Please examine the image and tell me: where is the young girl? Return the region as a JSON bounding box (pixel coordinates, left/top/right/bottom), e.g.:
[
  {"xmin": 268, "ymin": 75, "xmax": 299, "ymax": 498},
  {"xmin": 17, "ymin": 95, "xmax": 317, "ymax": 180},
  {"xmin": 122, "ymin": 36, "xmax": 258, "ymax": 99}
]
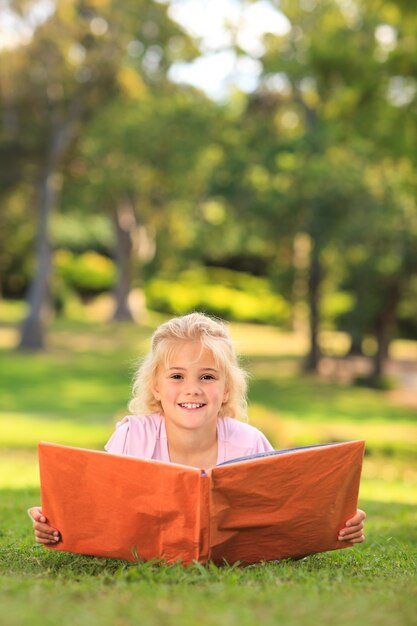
[{"xmin": 29, "ymin": 312, "xmax": 366, "ymax": 546}]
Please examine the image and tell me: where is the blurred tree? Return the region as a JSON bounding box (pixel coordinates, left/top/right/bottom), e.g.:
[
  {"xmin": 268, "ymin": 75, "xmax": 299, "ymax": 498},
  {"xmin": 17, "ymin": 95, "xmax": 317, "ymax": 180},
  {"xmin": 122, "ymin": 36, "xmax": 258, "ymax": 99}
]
[
  {"xmin": 2, "ymin": 0, "xmax": 416, "ymax": 379},
  {"xmin": 339, "ymin": 158, "xmax": 417, "ymax": 385},
  {"xmin": 0, "ymin": 185, "xmax": 35, "ymax": 298},
  {"xmin": 199, "ymin": 91, "xmax": 294, "ymax": 295},
  {"xmin": 0, "ymin": 0, "xmax": 197, "ymax": 347},
  {"xmin": 254, "ymin": 0, "xmax": 417, "ymax": 380},
  {"xmin": 0, "ymin": 21, "xmax": 39, "ymax": 299},
  {"xmin": 255, "ymin": 0, "xmax": 379, "ymax": 369},
  {"xmin": 60, "ymin": 82, "xmax": 220, "ymax": 320}
]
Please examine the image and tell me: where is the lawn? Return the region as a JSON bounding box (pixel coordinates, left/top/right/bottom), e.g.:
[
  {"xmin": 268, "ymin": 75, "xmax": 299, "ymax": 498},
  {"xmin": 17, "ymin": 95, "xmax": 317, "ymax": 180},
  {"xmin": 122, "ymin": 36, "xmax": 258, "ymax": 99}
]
[{"xmin": 0, "ymin": 305, "xmax": 416, "ymax": 626}]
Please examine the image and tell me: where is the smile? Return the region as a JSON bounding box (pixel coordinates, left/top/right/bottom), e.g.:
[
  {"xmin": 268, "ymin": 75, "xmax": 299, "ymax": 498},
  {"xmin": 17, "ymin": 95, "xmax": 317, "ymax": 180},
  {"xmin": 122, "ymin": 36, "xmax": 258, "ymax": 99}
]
[{"xmin": 179, "ymin": 403, "xmax": 205, "ymax": 409}]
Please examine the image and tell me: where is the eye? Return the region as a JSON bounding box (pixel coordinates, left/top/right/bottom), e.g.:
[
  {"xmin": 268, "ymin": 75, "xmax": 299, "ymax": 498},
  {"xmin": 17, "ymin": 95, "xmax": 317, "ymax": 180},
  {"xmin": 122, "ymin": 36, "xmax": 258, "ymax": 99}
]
[
  {"xmin": 169, "ymin": 373, "xmax": 183, "ymax": 380},
  {"xmin": 201, "ymin": 374, "xmax": 216, "ymax": 380}
]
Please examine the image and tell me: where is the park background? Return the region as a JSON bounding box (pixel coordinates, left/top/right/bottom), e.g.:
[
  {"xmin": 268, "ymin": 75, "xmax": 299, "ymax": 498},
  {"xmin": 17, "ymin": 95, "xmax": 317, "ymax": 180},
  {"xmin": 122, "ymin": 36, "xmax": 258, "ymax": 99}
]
[{"xmin": 0, "ymin": 0, "xmax": 416, "ymax": 625}]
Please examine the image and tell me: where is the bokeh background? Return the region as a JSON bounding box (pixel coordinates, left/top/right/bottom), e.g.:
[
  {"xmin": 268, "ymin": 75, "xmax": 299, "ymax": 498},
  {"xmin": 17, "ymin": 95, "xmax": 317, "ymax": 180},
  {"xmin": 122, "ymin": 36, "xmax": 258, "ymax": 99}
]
[
  {"xmin": 1, "ymin": 4, "xmax": 417, "ymax": 626},
  {"xmin": 1, "ymin": 0, "xmax": 416, "ymax": 521}
]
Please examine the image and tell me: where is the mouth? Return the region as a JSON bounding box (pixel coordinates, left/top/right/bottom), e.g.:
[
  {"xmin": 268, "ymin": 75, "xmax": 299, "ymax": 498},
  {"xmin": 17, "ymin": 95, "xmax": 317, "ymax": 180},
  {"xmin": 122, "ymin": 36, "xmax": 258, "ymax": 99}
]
[{"xmin": 178, "ymin": 403, "xmax": 206, "ymax": 409}]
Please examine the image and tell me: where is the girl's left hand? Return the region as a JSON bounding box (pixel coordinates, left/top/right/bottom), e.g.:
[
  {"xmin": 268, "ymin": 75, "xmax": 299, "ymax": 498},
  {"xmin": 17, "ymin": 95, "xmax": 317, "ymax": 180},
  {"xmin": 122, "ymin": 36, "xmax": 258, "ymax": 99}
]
[{"xmin": 338, "ymin": 508, "xmax": 366, "ymax": 543}]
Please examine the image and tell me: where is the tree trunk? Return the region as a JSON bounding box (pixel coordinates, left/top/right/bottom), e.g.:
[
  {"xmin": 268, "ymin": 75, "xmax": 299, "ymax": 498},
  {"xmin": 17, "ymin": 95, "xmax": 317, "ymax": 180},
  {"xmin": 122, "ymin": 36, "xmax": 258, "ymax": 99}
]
[
  {"xmin": 18, "ymin": 168, "xmax": 61, "ymax": 350},
  {"xmin": 370, "ymin": 285, "xmax": 399, "ymax": 387},
  {"xmin": 18, "ymin": 111, "xmax": 80, "ymax": 350},
  {"xmin": 348, "ymin": 334, "xmax": 363, "ymax": 356},
  {"xmin": 291, "ymin": 232, "xmax": 310, "ymax": 334},
  {"xmin": 293, "ymin": 93, "xmax": 322, "ymax": 372},
  {"xmin": 304, "ymin": 239, "xmax": 322, "ymax": 371},
  {"xmin": 112, "ymin": 196, "xmax": 137, "ymax": 322}
]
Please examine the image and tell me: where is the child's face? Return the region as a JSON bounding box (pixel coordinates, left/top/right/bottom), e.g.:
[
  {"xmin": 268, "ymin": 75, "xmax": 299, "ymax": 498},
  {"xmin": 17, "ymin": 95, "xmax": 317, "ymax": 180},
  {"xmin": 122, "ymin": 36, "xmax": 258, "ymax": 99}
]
[{"xmin": 152, "ymin": 341, "xmax": 229, "ymax": 432}]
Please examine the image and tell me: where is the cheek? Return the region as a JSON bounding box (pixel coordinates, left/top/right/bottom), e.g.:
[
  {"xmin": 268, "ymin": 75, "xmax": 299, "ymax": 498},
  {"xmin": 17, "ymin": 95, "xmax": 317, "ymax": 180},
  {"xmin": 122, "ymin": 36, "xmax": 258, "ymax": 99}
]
[{"xmin": 159, "ymin": 383, "xmax": 176, "ymax": 402}]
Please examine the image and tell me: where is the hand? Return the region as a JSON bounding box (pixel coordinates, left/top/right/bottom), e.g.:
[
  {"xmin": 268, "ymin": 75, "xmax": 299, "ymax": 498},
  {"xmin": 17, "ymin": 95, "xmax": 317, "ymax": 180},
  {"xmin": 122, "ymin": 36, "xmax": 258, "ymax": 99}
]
[
  {"xmin": 27, "ymin": 506, "xmax": 61, "ymax": 545},
  {"xmin": 338, "ymin": 508, "xmax": 366, "ymax": 544}
]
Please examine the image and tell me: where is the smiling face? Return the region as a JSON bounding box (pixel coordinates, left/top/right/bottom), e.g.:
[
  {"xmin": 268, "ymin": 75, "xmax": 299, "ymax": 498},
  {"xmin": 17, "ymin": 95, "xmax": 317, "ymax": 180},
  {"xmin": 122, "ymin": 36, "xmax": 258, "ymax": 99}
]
[{"xmin": 152, "ymin": 340, "xmax": 229, "ymax": 433}]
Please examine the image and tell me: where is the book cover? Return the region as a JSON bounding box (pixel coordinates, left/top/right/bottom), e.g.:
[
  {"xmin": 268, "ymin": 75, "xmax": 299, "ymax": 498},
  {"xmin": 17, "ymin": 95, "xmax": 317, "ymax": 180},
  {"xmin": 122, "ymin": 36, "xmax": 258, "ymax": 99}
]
[{"xmin": 38, "ymin": 439, "xmax": 365, "ymax": 565}]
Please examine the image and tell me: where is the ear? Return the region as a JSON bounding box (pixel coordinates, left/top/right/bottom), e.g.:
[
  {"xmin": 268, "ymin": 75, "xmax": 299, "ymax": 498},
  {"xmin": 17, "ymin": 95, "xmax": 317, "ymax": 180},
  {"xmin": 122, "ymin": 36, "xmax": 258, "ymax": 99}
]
[
  {"xmin": 222, "ymin": 388, "xmax": 230, "ymax": 405},
  {"xmin": 151, "ymin": 379, "xmax": 160, "ymax": 401}
]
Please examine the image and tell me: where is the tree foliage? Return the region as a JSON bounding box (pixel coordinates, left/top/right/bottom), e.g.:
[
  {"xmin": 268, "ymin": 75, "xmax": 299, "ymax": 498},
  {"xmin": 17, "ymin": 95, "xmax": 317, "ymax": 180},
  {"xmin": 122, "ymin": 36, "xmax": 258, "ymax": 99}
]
[{"xmin": 1, "ymin": 0, "xmax": 416, "ymax": 385}]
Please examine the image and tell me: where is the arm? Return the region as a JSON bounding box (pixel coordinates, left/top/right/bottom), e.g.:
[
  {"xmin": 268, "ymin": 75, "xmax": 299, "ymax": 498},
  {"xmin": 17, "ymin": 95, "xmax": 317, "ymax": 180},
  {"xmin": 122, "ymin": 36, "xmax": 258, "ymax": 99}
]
[
  {"xmin": 27, "ymin": 506, "xmax": 61, "ymax": 545},
  {"xmin": 338, "ymin": 508, "xmax": 366, "ymax": 544}
]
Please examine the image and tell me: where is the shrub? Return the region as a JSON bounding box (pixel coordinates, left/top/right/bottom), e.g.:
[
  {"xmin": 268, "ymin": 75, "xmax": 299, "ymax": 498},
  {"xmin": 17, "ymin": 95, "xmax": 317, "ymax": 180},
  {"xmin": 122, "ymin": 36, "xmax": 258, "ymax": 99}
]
[
  {"xmin": 55, "ymin": 250, "xmax": 116, "ymax": 296},
  {"xmin": 145, "ymin": 268, "xmax": 290, "ymax": 326}
]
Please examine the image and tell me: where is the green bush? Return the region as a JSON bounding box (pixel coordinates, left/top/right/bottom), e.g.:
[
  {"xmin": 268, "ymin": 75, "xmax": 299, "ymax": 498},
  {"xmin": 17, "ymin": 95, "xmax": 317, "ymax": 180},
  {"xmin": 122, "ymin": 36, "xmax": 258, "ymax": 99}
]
[
  {"xmin": 145, "ymin": 268, "xmax": 290, "ymax": 325},
  {"xmin": 321, "ymin": 291, "xmax": 355, "ymax": 329},
  {"xmin": 55, "ymin": 250, "xmax": 116, "ymax": 295}
]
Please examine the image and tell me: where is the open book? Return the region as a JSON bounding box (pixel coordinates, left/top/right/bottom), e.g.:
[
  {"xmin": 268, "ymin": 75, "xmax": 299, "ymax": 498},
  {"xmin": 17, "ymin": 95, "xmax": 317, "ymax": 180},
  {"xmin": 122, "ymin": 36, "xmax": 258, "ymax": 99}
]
[{"xmin": 38, "ymin": 439, "xmax": 364, "ymax": 565}]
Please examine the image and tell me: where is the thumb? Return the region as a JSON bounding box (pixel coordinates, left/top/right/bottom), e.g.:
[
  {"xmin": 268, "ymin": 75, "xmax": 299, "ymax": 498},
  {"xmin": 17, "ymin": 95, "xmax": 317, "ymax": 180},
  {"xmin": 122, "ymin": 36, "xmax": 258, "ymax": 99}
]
[{"xmin": 27, "ymin": 506, "xmax": 46, "ymax": 523}]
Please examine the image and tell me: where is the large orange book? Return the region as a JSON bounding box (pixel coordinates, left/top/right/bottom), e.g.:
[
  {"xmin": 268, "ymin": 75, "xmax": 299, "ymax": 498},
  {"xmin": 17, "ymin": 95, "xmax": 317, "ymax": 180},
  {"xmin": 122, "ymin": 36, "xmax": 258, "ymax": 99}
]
[{"xmin": 38, "ymin": 439, "xmax": 364, "ymax": 565}]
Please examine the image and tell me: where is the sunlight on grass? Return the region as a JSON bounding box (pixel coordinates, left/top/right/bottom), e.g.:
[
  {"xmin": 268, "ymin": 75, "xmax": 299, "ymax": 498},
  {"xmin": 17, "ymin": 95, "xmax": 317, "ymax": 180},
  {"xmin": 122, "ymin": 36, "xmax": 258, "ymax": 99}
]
[
  {"xmin": 249, "ymin": 403, "xmax": 417, "ymax": 456},
  {"xmin": 360, "ymin": 476, "xmax": 417, "ymax": 505},
  {"xmin": 0, "ymin": 413, "xmax": 113, "ymax": 449},
  {"xmin": 319, "ymin": 331, "xmax": 352, "ymax": 356},
  {"xmin": 0, "ymin": 327, "xmax": 19, "ymax": 349},
  {"xmin": 0, "ymin": 351, "xmax": 132, "ymax": 419},
  {"xmin": 0, "ymin": 450, "xmax": 40, "ymax": 489},
  {"xmin": 390, "ymin": 339, "xmax": 417, "ymax": 359},
  {"xmin": 230, "ymin": 324, "xmax": 308, "ymax": 356},
  {"xmin": 249, "ymin": 374, "xmax": 417, "ymax": 424},
  {"xmin": 0, "ymin": 299, "xmax": 27, "ymax": 322}
]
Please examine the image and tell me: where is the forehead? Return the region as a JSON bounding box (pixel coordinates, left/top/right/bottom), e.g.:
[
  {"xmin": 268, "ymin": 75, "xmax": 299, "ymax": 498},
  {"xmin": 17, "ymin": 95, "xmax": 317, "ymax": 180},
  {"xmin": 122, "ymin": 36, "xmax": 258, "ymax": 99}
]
[{"xmin": 163, "ymin": 341, "xmax": 220, "ymax": 369}]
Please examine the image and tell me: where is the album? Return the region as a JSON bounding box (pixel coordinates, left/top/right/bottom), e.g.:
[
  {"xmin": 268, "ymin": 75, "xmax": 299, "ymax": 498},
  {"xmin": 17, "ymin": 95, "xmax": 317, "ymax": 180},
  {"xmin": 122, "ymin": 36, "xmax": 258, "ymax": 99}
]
[{"xmin": 38, "ymin": 439, "xmax": 364, "ymax": 565}]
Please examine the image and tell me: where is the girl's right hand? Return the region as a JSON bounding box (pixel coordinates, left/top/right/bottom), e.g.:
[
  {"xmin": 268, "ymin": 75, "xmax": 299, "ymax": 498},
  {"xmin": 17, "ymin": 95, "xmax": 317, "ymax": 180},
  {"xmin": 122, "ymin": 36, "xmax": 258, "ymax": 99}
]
[{"xmin": 27, "ymin": 506, "xmax": 61, "ymax": 544}]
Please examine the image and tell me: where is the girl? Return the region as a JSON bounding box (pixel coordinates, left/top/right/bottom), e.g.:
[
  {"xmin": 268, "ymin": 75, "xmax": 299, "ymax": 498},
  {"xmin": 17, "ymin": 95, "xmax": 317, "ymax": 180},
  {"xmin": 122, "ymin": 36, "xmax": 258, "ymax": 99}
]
[{"xmin": 29, "ymin": 312, "xmax": 366, "ymax": 546}]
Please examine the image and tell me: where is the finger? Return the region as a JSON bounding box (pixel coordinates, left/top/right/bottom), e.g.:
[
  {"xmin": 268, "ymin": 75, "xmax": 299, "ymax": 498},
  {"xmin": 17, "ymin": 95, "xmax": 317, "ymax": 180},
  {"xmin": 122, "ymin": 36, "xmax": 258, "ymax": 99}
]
[
  {"xmin": 34, "ymin": 522, "xmax": 60, "ymax": 536},
  {"xmin": 35, "ymin": 530, "xmax": 60, "ymax": 543},
  {"xmin": 33, "ymin": 521, "xmax": 57, "ymax": 534},
  {"xmin": 339, "ymin": 530, "xmax": 365, "ymax": 542},
  {"xmin": 338, "ymin": 531, "xmax": 363, "ymax": 541},
  {"xmin": 344, "ymin": 534, "xmax": 366, "ymax": 544},
  {"xmin": 339, "ymin": 526, "xmax": 364, "ymax": 537},
  {"xmin": 340, "ymin": 521, "xmax": 364, "ymax": 535},
  {"xmin": 35, "ymin": 537, "xmax": 59, "ymax": 546}
]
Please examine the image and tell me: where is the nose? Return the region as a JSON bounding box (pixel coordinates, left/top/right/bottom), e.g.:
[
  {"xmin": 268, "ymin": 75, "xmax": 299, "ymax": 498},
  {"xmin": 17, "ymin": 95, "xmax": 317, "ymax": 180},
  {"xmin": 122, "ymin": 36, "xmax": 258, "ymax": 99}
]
[{"xmin": 184, "ymin": 379, "xmax": 202, "ymax": 395}]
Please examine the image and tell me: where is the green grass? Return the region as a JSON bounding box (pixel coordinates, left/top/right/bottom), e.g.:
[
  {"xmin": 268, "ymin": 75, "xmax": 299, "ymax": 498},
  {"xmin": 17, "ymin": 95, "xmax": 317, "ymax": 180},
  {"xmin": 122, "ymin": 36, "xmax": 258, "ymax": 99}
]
[
  {"xmin": 1, "ymin": 308, "xmax": 416, "ymax": 626},
  {"xmin": 1, "ymin": 489, "xmax": 416, "ymax": 626}
]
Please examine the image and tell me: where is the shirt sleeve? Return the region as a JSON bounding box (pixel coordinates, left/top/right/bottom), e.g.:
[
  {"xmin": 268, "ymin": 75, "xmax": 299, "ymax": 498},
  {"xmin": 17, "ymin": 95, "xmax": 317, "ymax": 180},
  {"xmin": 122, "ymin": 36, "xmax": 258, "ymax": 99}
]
[
  {"xmin": 218, "ymin": 417, "xmax": 274, "ymax": 463},
  {"xmin": 104, "ymin": 414, "xmax": 162, "ymax": 459},
  {"xmin": 253, "ymin": 429, "xmax": 274, "ymax": 454},
  {"xmin": 104, "ymin": 416, "xmax": 130, "ymax": 455}
]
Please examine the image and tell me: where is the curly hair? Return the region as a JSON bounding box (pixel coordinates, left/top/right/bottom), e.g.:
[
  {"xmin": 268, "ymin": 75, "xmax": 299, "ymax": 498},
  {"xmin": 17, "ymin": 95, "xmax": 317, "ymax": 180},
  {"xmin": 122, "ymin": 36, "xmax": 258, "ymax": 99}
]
[{"xmin": 128, "ymin": 312, "xmax": 248, "ymax": 420}]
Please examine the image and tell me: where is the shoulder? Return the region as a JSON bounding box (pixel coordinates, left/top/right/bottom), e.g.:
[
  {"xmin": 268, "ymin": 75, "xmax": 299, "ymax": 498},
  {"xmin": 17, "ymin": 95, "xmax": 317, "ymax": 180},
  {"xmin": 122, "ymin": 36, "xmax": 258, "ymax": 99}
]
[
  {"xmin": 115, "ymin": 414, "xmax": 164, "ymax": 433},
  {"xmin": 218, "ymin": 416, "xmax": 273, "ymax": 451},
  {"xmin": 104, "ymin": 413, "xmax": 164, "ymax": 456}
]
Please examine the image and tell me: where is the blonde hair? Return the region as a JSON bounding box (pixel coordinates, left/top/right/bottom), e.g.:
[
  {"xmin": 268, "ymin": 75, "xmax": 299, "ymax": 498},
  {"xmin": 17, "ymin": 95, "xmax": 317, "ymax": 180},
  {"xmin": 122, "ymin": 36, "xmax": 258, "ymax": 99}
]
[{"xmin": 128, "ymin": 312, "xmax": 248, "ymax": 420}]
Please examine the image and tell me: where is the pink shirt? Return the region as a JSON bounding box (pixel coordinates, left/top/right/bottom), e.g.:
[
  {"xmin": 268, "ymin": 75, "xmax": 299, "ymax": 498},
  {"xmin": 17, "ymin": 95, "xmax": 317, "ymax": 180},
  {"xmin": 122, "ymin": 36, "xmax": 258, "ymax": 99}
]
[{"xmin": 104, "ymin": 413, "xmax": 273, "ymax": 466}]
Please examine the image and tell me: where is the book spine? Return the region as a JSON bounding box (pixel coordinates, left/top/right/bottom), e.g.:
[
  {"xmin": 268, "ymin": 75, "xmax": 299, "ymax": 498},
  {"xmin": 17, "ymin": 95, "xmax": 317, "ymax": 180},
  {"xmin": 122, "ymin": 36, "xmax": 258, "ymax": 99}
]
[{"xmin": 197, "ymin": 470, "xmax": 210, "ymax": 564}]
